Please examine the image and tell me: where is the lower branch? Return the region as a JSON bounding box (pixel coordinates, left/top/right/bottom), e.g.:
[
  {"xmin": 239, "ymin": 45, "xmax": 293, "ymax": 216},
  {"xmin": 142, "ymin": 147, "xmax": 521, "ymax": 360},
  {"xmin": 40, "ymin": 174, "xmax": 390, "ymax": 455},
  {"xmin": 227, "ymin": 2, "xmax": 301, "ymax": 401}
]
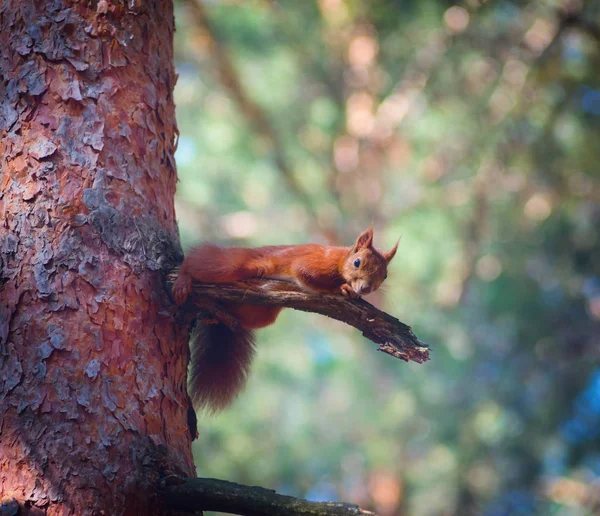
[
  {"xmin": 167, "ymin": 270, "xmax": 429, "ymax": 364},
  {"xmin": 160, "ymin": 476, "xmax": 375, "ymax": 516}
]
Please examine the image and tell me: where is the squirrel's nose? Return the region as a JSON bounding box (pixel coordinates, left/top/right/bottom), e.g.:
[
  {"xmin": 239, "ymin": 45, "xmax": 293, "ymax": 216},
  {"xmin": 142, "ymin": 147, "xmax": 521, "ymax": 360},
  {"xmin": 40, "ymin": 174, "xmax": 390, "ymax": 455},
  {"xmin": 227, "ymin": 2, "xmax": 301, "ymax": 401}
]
[{"xmin": 359, "ymin": 281, "xmax": 372, "ymax": 295}]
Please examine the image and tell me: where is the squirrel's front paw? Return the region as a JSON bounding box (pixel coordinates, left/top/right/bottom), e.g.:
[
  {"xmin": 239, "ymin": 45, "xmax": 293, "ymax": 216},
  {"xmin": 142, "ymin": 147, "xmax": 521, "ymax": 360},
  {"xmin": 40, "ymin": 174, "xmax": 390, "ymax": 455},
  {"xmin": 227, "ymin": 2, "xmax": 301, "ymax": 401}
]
[
  {"xmin": 340, "ymin": 283, "xmax": 359, "ymax": 299},
  {"xmin": 172, "ymin": 275, "xmax": 192, "ymax": 306},
  {"xmin": 253, "ymin": 265, "xmax": 268, "ymax": 279}
]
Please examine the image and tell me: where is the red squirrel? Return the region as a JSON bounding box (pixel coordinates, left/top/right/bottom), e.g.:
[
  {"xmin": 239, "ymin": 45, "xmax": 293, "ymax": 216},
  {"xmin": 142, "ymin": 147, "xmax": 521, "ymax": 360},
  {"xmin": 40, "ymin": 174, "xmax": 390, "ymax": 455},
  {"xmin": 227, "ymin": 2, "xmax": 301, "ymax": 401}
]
[{"xmin": 172, "ymin": 226, "xmax": 398, "ymax": 412}]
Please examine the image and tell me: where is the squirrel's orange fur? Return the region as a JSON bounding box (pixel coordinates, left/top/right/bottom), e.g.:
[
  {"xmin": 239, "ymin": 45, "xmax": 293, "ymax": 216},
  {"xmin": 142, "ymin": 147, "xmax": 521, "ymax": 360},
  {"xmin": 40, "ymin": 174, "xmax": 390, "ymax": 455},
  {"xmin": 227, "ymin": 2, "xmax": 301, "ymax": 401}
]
[{"xmin": 173, "ymin": 226, "xmax": 398, "ymax": 412}]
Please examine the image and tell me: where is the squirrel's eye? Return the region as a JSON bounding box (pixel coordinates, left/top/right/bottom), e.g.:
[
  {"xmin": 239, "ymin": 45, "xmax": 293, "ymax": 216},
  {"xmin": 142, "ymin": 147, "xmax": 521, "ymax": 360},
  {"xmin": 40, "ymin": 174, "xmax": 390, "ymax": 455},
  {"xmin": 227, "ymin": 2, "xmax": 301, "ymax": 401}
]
[
  {"xmin": 353, "ymin": 258, "xmax": 361, "ymax": 268},
  {"xmin": 385, "ymin": 273, "xmax": 388, "ymax": 280}
]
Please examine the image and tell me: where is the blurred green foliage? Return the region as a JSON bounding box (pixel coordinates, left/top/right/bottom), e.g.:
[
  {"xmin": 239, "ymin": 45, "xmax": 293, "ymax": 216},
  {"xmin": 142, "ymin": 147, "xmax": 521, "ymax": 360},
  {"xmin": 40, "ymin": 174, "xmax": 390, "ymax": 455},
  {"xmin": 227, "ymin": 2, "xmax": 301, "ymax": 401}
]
[{"xmin": 173, "ymin": 0, "xmax": 600, "ymax": 514}]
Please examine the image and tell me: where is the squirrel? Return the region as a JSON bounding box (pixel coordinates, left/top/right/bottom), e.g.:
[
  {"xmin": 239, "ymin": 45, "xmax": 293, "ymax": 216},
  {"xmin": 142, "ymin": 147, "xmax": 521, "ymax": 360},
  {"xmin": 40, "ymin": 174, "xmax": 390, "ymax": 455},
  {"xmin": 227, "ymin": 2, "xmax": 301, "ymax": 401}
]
[{"xmin": 172, "ymin": 226, "xmax": 398, "ymax": 412}]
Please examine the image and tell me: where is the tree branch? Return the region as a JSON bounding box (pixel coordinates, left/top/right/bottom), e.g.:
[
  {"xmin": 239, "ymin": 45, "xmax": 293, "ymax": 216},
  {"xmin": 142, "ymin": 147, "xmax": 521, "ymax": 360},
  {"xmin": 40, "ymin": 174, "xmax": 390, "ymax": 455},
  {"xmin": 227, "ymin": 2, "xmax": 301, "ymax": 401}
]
[
  {"xmin": 160, "ymin": 476, "xmax": 376, "ymax": 516},
  {"xmin": 167, "ymin": 270, "xmax": 429, "ymax": 364}
]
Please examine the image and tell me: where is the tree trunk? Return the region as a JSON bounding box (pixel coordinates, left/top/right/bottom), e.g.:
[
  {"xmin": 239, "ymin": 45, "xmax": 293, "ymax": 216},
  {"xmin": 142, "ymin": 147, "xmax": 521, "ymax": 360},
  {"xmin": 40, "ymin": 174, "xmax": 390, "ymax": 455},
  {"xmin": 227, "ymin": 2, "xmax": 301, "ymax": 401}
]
[{"xmin": 0, "ymin": 1, "xmax": 195, "ymax": 514}]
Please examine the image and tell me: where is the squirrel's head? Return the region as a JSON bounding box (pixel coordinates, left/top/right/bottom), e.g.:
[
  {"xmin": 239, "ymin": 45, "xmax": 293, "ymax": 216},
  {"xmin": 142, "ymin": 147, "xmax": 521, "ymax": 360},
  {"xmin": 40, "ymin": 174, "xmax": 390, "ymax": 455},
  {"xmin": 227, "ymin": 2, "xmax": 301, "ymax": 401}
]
[{"xmin": 341, "ymin": 226, "xmax": 399, "ymax": 296}]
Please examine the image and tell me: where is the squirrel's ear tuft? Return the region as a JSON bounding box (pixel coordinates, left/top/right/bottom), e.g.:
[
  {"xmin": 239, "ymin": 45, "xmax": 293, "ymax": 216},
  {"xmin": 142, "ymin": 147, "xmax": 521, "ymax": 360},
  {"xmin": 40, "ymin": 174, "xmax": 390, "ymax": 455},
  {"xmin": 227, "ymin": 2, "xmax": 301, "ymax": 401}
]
[
  {"xmin": 384, "ymin": 238, "xmax": 400, "ymax": 263},
  {"xmin": 352, "ymin": 226, "xmax": 374, "ymax": 252}
]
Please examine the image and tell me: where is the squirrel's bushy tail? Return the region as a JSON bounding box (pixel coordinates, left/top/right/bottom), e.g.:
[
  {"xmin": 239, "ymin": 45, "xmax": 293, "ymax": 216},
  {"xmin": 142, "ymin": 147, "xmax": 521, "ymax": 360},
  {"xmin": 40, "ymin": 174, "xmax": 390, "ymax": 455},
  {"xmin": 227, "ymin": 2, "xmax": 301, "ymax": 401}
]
[{"xmin": 188, "ymin": 322, "xmax": 256, "ymax": 412}]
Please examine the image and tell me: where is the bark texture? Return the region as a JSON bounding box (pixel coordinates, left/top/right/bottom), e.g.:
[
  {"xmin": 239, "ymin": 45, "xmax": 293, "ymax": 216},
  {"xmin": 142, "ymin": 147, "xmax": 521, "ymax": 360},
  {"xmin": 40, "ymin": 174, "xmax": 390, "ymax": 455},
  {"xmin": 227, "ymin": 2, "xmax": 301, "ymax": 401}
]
[{"xmin": 0, "ymin": 1, "xmax": 195, "ymax": 514}]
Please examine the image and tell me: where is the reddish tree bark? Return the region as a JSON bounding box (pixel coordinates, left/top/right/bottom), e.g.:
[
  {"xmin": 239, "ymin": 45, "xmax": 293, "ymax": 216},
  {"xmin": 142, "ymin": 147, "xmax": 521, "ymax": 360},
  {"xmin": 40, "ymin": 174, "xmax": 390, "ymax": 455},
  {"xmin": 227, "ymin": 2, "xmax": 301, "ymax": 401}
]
[{"xmin": 0, "ymin": 1, "xmax": 195, "ymax": 514}]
